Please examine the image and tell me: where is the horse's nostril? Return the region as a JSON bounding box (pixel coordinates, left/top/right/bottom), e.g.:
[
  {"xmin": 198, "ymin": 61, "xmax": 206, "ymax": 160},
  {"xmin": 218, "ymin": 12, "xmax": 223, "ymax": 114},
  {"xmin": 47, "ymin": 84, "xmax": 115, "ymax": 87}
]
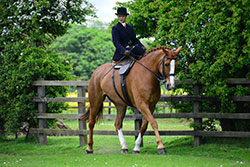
[{"xmin": 165, "ymin": 83, "xmax": 171, "ymax": 90}]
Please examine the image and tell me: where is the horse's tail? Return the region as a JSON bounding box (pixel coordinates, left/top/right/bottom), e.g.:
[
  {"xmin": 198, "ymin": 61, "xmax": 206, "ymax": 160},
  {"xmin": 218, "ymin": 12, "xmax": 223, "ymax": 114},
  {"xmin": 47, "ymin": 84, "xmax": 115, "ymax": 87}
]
[
  {"xmin": 96, "ymin": 102, "xmax": 104, "ymax": 122},
  {"xmin": 80, "ymin": 108, "xmax": 90, "ymax": 121},
  {"xmin": 80, "ymin": 101, "xmax": 104, "ymax": 122}
]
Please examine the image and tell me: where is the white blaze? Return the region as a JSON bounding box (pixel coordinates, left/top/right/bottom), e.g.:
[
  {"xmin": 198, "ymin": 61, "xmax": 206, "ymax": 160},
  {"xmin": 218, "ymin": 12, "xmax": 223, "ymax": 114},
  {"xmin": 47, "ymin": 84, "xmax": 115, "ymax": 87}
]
[{"xmin": 169, "ymin": 59, "xmax": 175, "ymax": 87}]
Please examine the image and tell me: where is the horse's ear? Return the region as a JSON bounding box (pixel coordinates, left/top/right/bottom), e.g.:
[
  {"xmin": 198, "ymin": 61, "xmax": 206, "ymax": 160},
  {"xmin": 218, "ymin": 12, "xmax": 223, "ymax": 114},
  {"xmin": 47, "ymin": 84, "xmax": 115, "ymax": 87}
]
[{"xmin": 175, "ymin": 46, "xmax": 182, "ymax": 54}]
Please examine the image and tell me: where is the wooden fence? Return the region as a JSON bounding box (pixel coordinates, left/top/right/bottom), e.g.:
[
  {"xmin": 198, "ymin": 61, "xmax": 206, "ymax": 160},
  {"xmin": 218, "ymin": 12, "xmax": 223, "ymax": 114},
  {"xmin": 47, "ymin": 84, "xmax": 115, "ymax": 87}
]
[{"xmin": 30, "ymin": 78, "xmax": 250, "ymax": 147}]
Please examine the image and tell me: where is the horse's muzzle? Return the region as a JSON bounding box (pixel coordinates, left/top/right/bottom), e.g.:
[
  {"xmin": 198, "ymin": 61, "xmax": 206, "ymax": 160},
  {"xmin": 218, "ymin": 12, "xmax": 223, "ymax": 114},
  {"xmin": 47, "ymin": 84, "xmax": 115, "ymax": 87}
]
[
  {"xmin": 165, "ymin": 83, "xmax": 175, "ymax": 91},
  {"xmin": 165, "ymin": 76, "xmax": 175, "ymax": 90}
]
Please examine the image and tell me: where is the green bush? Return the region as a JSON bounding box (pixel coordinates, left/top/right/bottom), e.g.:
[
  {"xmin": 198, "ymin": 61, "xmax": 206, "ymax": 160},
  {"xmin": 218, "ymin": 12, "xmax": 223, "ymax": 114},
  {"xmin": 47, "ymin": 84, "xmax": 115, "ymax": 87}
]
[
  {"xmin": 0, "ymin": 0, "xmax": 94, "ymax": 135},
  {"xmin": 121, "ymin": 0, "xmax": 250, "ymax": 130},
  {"xmin": 0, "ymin": 46, "xmax": 73, "ymax": 135}
]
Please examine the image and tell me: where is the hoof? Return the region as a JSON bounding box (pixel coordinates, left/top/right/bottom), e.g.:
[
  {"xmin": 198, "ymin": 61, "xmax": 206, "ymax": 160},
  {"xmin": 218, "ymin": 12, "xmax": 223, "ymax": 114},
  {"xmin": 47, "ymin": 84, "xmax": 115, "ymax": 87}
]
[
  {"xmin": 132, "ymin": 150, "xmax": 140, "ymax": 154},
  {"xmin": 86, "ymin": 149, "xmax": 93, "ymax": 154},
  {"xmin": 157, "ymin": 148, "xmax": 166, "ymax": 155},
  {"xmin": 120, "ymin": 149, "xmax": 129, "ymax": 154}
]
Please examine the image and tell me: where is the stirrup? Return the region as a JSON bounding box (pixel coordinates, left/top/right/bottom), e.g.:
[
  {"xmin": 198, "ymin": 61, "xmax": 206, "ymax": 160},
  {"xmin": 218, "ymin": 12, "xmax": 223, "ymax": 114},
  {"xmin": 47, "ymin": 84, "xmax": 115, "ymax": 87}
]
[
  {"xmin": 112, "ymin": 62, "xmax": 122, "ymax": 69},
  {"xmin": 114, "ymin": 65, "xmax": 122, "ymax": 69}
]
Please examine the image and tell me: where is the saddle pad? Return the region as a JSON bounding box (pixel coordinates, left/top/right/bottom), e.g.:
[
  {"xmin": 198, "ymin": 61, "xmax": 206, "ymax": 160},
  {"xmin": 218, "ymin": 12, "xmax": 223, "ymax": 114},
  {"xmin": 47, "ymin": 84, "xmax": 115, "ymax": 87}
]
[
  {"xmin": 112, "ymin": 58, "xmax": 134, "ymax": 75},
  {"xmin": 112, "ymin": 59, "xmax": 129, "ymax": 69},
  {"xmin": 119, "ymin": 63, "xmax": 131, "ymax": 75},
  {"xmin": 119, "ymin": 59, "xmax": 134, "ymax": 75}
]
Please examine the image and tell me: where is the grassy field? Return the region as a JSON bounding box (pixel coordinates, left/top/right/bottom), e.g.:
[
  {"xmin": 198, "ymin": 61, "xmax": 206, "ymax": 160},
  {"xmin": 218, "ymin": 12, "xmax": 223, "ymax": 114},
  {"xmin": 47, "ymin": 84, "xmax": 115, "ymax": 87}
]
[
  {"xmin": 1, "ymin": 90, "xmax": 249, "ymax": 167},
  {"xmin": 1, "ymin": 119, "xmax": 250, "ymax": 167},
  {"xmin": 0, "ymin": 135, "xmax": 250, "ymax": 167}
]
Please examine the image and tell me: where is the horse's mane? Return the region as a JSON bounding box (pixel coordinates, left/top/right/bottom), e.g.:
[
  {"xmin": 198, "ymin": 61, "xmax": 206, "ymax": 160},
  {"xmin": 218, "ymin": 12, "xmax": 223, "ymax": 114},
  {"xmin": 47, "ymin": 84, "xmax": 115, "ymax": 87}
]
[{"xmin": 144, "ymin": 46, "xmax": 172, "ymax": 57}]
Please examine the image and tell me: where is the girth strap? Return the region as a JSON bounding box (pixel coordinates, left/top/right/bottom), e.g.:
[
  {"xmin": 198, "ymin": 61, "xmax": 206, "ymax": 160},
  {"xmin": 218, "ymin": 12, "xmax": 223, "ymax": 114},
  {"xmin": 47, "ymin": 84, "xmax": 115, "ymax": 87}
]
[
  {"xmin": 120, "ymin": 74, "xmax": 134, "ymax": 107},
  {"xmin": 112, "ymin": 68, "xmax": 134, "ymax": 107}
]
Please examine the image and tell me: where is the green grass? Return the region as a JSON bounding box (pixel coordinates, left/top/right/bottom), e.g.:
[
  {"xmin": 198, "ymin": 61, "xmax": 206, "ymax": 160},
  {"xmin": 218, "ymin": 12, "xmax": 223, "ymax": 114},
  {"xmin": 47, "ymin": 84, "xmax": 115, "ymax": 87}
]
[
  {"xmin": 0, "ymin": 135, "xmax": 250, "ymax": 167},
  {"xmin": 0, "ymin": 118, "xmax": 249, "ymax": 167}
]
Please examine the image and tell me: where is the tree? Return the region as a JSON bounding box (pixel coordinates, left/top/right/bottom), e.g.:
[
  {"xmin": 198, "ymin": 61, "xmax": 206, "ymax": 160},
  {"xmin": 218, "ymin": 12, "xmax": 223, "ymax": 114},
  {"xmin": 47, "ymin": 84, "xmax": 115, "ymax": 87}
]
[
  {"xmin": 0, "ymin": 0, "xmax": 95, "ymax": 136},
  {"xmin": 51, "ymin": 24, "xmax": 115, "ymax": 80},
  {"xmin": 121, "ymin": 0, "xmax": 250, "ymax": 131}
]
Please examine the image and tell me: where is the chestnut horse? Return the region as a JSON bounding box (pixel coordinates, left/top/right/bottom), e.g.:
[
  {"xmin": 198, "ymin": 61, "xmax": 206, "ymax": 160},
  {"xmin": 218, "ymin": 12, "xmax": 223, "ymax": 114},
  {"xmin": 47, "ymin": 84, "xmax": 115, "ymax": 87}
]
[{"xmin": 81, "ymin": 46, "xmax": 182, "ymax": 154}]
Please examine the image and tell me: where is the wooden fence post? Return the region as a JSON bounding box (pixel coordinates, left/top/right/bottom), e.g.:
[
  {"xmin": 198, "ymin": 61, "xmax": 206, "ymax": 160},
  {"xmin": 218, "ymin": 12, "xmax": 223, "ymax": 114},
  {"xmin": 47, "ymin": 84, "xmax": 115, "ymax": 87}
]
[
  {"xmin": 37, "ymin": 78, "xmax": 47, "ymax": 145},
  {"xmin": 108, "ymin": 102, "xmax": 111, "ymax": 115},
  {"xmin": 163, "ymin": 89, "xmax": 166, "ymax": 113},
  {"xmin": 193, "ymin": 85, "xmax": 202, "ymax": 147},
  {"xmin": 134, "ymin": 108, "xmax": 143, "ymax": 146},
  {"xmin": 77, "ymin": 85, "xmax": 87, "ymax": 146}
]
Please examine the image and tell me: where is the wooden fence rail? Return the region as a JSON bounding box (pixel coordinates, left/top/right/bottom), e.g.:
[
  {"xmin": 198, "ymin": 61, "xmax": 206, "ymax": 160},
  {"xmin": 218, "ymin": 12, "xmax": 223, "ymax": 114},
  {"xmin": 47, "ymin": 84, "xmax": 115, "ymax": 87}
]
[{"xmin": 31, "ymin": 78, "xmax": 250, "ymax": 147}]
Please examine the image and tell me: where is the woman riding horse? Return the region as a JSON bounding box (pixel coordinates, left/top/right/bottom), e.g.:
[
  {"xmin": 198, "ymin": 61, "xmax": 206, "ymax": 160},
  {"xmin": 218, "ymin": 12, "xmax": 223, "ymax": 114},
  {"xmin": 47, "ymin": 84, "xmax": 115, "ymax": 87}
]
[{"xmin": 81, "ymin": 45, "xmax": 182, "ymax": 154}]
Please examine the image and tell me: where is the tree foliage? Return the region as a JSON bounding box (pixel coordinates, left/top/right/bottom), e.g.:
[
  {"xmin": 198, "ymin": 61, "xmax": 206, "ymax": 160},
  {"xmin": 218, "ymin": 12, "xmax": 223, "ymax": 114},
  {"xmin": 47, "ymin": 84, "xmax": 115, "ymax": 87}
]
[
  {"xmin": 0, "ymin": 0, "xmax": 95, "ymax": 135},
  {"xmin": 51, "ymin": 24, "xmax": 115, "ymax": 80},
  {"xmin": 121, "ymin": 0, "xmax": 250, "ymax": 130}
]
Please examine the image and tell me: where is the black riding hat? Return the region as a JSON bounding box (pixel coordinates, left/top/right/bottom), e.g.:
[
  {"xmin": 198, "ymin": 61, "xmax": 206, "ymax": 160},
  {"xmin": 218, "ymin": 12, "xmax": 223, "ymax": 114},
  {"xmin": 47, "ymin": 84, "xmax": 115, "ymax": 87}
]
[{"xmin": 115, "ymin": 7, "xmax": 130, "ymax": 16}]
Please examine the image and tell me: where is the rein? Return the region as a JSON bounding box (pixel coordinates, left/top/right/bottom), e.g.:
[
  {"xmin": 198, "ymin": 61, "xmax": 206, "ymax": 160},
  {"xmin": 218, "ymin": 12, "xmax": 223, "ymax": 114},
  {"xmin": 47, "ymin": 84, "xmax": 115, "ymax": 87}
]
[{"xmin": 130, "ymin": 53, "xmax": 175, "ymax": 85}]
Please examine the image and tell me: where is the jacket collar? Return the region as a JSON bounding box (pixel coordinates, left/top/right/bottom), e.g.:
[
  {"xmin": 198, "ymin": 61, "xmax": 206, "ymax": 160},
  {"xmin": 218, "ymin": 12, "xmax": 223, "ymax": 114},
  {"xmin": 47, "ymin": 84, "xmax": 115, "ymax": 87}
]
[{"xmin": 118, "ymin": 22, "xmax": 126, "ymax": 28}]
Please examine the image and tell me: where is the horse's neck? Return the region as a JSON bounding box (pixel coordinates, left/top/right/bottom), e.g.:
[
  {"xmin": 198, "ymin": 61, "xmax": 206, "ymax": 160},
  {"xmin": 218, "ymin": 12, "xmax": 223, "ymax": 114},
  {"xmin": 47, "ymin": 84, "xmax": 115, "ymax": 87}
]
[
  {"xmin": 135, "ymin": 51, "xmax": 162, "ymax": 94},
  {"xmin": 139, "ymin": 51, "xmax": 162, "ymax": 73}
]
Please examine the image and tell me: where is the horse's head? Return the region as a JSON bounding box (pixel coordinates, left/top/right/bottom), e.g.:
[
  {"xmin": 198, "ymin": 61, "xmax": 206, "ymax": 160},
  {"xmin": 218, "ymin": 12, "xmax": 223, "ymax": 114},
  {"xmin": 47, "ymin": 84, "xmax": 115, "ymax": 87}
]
[{"xmin": 159, "ymin": 46, "xmax": 182, "ymax": 90}]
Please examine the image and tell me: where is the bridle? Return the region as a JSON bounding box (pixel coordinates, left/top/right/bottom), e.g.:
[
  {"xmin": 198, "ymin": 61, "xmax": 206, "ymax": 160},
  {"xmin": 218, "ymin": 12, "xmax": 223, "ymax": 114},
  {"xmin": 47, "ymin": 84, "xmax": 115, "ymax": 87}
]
[
  {"xmin": 130, "ymin": 51, "xmax": 176, "ymax": 90},
  {"xmin": 160, "ymin": 55, "xmax": 176, "ymax": 90},
  {"xmin": 160, "ymin": 56, "xmax": 176, "ymax": 79}
]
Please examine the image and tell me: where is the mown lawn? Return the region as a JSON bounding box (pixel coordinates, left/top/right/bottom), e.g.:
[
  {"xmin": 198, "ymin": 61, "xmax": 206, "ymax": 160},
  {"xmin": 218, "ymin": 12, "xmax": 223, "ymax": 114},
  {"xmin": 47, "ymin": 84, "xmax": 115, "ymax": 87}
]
[
  {"xmin": 1, "ymin": 118, "xmax": 250, "ymax": 167},
  {"xmin": 0, "ymin": 136, "xmax": 250, "ymax": 167}
]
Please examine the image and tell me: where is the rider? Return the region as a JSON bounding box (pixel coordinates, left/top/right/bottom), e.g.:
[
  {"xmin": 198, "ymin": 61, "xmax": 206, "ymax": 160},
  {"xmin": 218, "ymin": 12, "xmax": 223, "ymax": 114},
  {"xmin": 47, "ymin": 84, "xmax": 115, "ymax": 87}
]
[{"xmin": 112, "ymin": 7, "xmax": 146, "ymax": 63}]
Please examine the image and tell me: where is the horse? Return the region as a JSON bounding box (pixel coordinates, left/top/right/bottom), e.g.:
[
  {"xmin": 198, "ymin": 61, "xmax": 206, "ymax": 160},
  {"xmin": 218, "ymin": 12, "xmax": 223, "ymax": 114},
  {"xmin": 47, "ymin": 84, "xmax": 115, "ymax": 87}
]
[{"xmin": 80, "ymin": 46, "xmax": 182, "ymax": 154}]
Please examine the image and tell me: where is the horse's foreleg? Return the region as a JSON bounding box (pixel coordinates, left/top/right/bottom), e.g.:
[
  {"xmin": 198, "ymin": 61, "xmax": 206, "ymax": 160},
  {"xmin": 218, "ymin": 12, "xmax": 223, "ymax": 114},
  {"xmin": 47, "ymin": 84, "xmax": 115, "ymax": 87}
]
[
  {"xmin": 148, "ymin": 115, "xmax": 166, "ymax": 154},
  {"xmin": 138, "ymin": 105, "xmax": 166, "ymax": 154},
  {"xmin": 114, "ymin": 104, "xmax": 128, "ymax": 153}
]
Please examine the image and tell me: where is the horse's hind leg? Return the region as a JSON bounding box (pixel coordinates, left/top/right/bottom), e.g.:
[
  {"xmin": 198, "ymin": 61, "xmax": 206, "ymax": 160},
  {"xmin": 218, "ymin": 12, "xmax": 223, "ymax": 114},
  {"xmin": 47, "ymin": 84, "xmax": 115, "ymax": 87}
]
[
  {"xmin": 132, "ymin": 119, "xmax": 148, "ymax": 154},
  {"xmin": 133, "ymin": 106, "xmax": 155, "ymax": 154},
  {"xmin": 86, "ymin": 95, "xmax": 104, "ymax": 154},
  {"xmin": 114, "ymin": 104, "xmax": 128, "ymax": 153}
]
